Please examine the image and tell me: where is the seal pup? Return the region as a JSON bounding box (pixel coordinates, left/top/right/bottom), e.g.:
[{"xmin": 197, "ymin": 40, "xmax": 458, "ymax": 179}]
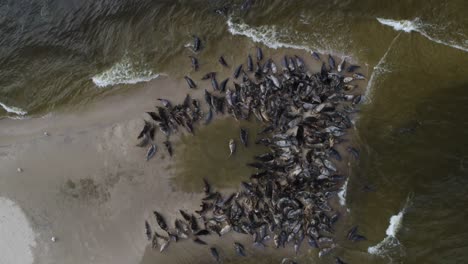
[
  {"xmin": 211, "ymin": 74, "xmax": 219, "ymax": 91},
  {"xmin": 201, "ymin": 72, "xmax": 216, "ymax": 80},
  {"xmin": 234, "ymin": 64, "xmax": 243, "ymax": 78},
  {"xmin": 328, "ymin": 54, "xmax": 336, "ymax": 70},
  {"xmin": 204, "ymin": 108, "xmax": 213, "ymax": 125},
  {"xmin": 346, "ymin": 225, "xmax": 366, "ymax": 241},
  {"xmin": 193, "ymin": 237, "xmax": 207, "ymax": 245},
  {"xmin": 270, "ymin": 60, "xmax": 278, "ymax": 74},
  {"xmin": 192, "ymin": 35, "xmax": 201, "ymax": 52},
  {"xmin": 312, "ymin": 51, "xmax": 321, "ymax": 60},
  {"xmin": 229, "ymin": 139, "xmax": 236, "ymax": 156},
  {"xmin": 240, "ymin": 128, "xmax": 248, "ymax": 147},
  {"xmin": 138, "ymin": 120, "xmax": 152, "ymax": 139},
  {"xmin": 219, "ymin": 56, "xmax": 228, "ymax": 67},
  {"xmin": 338, "ymin": 57, "xmax": 347, "ymax": 72},
  {"xmin": 145, "ymin": 221, "xmax": 152, "ymax": 240},
  {"xmin": 189, "ymin": 56, "xmax": 199, "ymax": 71},
  {"xmin": 184, "ymin": 76, "xmax": 197, "ymax": 89},
  {"xmin": 353, "ymin": 73, "xmax": 366, "ymax": 80},
  {"xmin": 219, "ymin": 78, "xmax": 229, "ymax": 92},
  {"xmin": 247, "ymin": 54, "xmax": 253, "ymax": 72},
  {"xmin": 234, "ymin": 242, "xmax": 246, "ymax": 256},
  {"xmin": 179, "ymin": 210, "xmax": 191, "ymax": 221},
  {"xmin": 335, "ymin": 257, "xmax": 347, "ymax": 264},
  {"xmin": 160, "ymin": 239, "xmax": 170, "ymax": 252},
  {"xmin": 157, "ymin": 98, "xmax": 172, "ymax": 108},
  {"xmin": 256, "ymin": 47, "xmax": 263, "ymax": 61},
  {"xmin": 146, "ymin": 144, "xmax": 157, "ymax": 161},
  {"xmin": 203, "ymin": 178, "xmax": 211, "ymax": 195},
  {"xmin": 347, "ymin": 65, "xmax": 360, "ymax": 72},
  {"xmin": 163, "ymin": 141, "xmax": 173, "ymax": 157},
  {"xmin": 210, "ymin": 247, "xmax": 220, "ymax": 262},
  {"xmin": 153, "ymin": 211, "xmax": 168, "ymax": 231}
]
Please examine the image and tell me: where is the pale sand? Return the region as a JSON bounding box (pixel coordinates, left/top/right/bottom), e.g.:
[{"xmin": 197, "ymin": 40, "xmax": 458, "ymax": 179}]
[
  {"xmin": 0, "ymin": 197, "xmax": 36, "ymax": 264},
  {"xmin": 0, "ymin": 76, "xmax": 208, "ymax": 264}
]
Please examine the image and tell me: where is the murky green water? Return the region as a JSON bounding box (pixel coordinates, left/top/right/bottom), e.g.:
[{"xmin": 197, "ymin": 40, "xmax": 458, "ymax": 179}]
[{"xmin": 173, "ymin": 117, "xmax": 267, "ymax": 192}]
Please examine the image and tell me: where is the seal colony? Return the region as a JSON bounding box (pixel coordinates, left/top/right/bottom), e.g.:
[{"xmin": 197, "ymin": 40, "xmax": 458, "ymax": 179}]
[{"xmin": 136, "ymin": 37, "xmax": 365, "ymax": 263}]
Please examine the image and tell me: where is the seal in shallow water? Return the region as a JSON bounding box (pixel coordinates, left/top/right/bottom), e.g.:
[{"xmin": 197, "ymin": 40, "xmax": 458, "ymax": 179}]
[{"xmin": 228, "ymin": 139, "xmax": 236, "ymax": 156}]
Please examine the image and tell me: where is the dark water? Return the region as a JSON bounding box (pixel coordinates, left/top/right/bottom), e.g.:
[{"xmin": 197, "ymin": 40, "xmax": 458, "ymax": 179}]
[{"xmin": 2, "ymin": 0, "xmax": 468, "ymax": 263}]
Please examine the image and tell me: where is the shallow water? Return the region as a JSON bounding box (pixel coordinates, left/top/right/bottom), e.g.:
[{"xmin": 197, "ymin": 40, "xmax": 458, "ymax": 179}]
[
  {"xmin": 173, "ymin": 117, "xmax": 268, "ymax": 192},
  {"xmin": 1, "ymin": 0, "xmax": 468, "ymax": 263}
]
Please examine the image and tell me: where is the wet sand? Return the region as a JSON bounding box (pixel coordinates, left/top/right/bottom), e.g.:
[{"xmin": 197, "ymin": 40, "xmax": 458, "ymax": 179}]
[{"xmin": 0, "ymin": 48, "xmax": 368, "ymax": 264}]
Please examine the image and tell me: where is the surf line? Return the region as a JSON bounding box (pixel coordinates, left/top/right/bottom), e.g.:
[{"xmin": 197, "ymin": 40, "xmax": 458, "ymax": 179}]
[
  {"xmin": 0, "ymin": 101, "xmax": 28, "ymax": 116},
  {"xmin": 363, "ymin": 32, "xmax": 401, "ymax": 103},
  {"xmin": 368, "ymin": 195, "xmax": 411, "ymax": 256},
  {"xmin": 377, "ymin": 17, "xmax": 468, "ymax": 53},
  {"xmin": 226, "ymin": 16, "xmax": 325, "ymax": 55}
]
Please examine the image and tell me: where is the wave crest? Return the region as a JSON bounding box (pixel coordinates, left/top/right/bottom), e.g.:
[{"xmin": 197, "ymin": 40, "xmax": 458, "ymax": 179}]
[
  {"xmin": 227, "ymin": 16, "xmax": 317, "ymax": 53},
  {"xmin": 377, "ymin": 17, "xmax": 468, "ymax": 53},
  {"xmin": 377, "ymin": 18, "xmax": 420, "ymax": 33},
  {"xmin": 0, "ymin": 102, "xmax": 27, "ymax": 116},
  {"xmin": 368, "ymin": 198, "xmax": 410, "ymax": 257},
  {"xmin": 92, "ymin": 56, "xmax": 161, "ymax": 88}
]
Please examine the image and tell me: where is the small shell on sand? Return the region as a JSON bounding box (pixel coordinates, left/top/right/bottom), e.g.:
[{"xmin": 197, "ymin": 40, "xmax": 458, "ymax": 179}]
[{"xmin": 51, "ymin": 236, "xmax": 57, "ymax": 242}]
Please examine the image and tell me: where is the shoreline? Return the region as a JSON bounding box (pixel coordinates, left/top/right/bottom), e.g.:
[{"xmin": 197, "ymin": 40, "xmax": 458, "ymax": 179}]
[
  {"xmin": 0, "ymin": 76, "xmax": 211, "ymax": 264},
  {"xmin": 0, "ymin": 47, "xmax": 367, "ymax": 264}
]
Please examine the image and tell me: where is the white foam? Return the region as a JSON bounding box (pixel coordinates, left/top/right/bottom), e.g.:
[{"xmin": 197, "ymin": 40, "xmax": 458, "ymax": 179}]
[
  {"xmin": 338, "ymin": 178, "xmax": 348, "ymax": 206},
  {"xmin": 377, "ymin": 18, "xmax": 420, "ymax": 33},
  {"xmin": 227, "ymin": 16, "xmax": 320, "ymax": 54},
  {"xmin": 0, "ymin": 102, "xmax": 28, "ymax": 116},
  {"xmin": 368, "ymin": 202, "xmax": 408, "ymax": 256},
  {"xmin": 386, "ymin": 210, "xmax": 405, "ymax": 237},
  {"xmin": 92, "ymin": 56, "xmax": 161, "ymax": 88},
  {"xmin": 363, "ymin": 33, "xmax": 400, "ymax": 103},
  {"xmin": 418, "ymin": 30, "xmax": 468, "ymax": 53},
  {"xmin": 0, "ymin": 197, "xmax": 37, "ymax": 264},
  {"xmin": 377, "ymin": 17, "xmax": 468, "ymax": 53}
]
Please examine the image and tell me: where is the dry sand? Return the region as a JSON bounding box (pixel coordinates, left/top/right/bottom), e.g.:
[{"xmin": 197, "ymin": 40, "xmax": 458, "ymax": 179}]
[
  {"xmin": 0, "ymin": 76, "xmax": 208, "ymax": 264},
  {"xmin": 0, "ymin": 197, "xmax": 37, "ymax": 264}
]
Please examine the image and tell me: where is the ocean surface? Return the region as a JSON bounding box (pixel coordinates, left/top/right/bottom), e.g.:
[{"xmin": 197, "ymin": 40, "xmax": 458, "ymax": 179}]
[{"xmin": 1, "ymin": 0, "xmax": 468, "ymax": 263}]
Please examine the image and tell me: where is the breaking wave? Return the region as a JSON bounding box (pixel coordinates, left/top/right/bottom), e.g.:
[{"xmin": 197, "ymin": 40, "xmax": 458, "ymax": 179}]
[
  {"xmin": 227, "ymin": 16, "xmax": 321, "ymax": 54},
  {"xmin": 368, "ymin": 198, "xmax": 410, "ymax": 256},
  {"xmin": 377, "ymin": 18, "xmax": 420, "ymax": 33},
  {"xmin": 0, "ymin": 102, "xmax": 27, "ymax": 116},
  {"xmin": 92, "ymin": 56, "xmax": 161, "ymax": 88},
  {"xmin": 377, "ymin": 17, "xmax": 468, "ymax": 53}
]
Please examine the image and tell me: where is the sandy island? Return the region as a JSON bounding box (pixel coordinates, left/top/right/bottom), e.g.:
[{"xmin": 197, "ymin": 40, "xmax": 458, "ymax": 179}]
[
  {"xmin": 0, "ymin": 76, "xmax": 215, "ymax": 264},
  {"xmin": 0, "ymin": 48, "xmax": 367, "ymax": 264}
]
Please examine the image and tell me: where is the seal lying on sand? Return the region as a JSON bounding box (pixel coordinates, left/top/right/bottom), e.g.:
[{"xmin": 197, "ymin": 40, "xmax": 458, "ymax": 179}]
[{"xmin": 139, "ymin": 48, "xmax": 364, "ymax": 261}]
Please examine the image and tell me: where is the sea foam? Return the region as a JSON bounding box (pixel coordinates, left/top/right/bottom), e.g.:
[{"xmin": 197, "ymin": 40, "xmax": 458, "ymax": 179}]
[
  {"xmin": 227, "ymin": 16, "xmax": 318, "ymax": 54},
  {"xmin": 0, "ymin": 102, "xmax": 28, "ymax": 116},
  {"xmin": 377, "ymin": 18, "xmax": 420, "ymax": 33},
  {"xmin": 368, "ymin": 201, "xmax": 409, "ymax": 256},
  {"xmin": 377, "ymin": 17, "xmax": 468, "ymax": 53},
  {"xmin": 92, "ymin": 56, "xmax": 161, "ymax": 88}
]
